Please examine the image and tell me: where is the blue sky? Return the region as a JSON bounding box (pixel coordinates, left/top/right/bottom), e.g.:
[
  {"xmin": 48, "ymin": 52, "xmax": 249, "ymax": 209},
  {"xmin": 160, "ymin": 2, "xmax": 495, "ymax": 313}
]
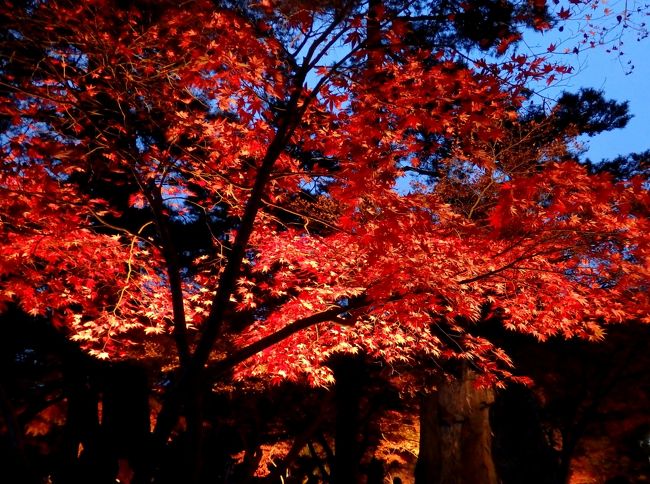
[
  {"xmin": 567, "ymin": 40, "xmax": 650, "ymax": 162},
  {"xmin": 523, "ymin": 2, "xmax": 650, "ymax": 163}
]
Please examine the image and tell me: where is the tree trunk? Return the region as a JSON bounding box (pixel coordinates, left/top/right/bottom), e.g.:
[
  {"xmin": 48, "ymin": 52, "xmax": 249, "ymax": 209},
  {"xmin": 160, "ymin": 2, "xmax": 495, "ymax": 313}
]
[
  {"xmin": 332, "ymin": 355, "xmax": 364, "ymax": 484},
  {"xmin": 102, "ymin": 362, "xmax": 151, "ymax": 482},
  {"xmin": 416, "ymin": 369, "xmax": 497, "ymax": 484},
  {"xmin": 491, "ymin": 385, "xmax": 561, "ymax": 484},
  {"xmin": 55, "ymin": 352, "xmax": 105, "ymax": 484}
]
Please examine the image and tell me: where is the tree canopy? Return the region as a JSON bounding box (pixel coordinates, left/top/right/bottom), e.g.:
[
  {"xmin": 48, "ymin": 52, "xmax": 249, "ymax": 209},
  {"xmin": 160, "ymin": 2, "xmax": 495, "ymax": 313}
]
[{"xmin": 0, "ymin": 0, "xmax": 648, "ymax": 482}]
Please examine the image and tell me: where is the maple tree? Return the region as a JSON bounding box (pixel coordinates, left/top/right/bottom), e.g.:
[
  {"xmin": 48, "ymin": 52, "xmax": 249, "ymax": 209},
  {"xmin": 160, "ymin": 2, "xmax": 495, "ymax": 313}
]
[{"xmin": 0, "ymin": 0, "xmax": 648, "ymax": 482}]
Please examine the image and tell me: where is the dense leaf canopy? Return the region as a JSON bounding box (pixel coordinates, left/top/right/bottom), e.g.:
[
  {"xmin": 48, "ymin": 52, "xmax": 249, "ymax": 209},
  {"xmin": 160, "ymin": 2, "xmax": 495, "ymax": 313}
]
[{"xmin": 0, "ymin": 0, "xmax": 647, "ymax": 416}]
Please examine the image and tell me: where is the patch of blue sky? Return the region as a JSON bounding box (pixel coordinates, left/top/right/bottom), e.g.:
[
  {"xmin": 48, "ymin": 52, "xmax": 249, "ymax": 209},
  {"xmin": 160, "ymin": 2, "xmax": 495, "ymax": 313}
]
[{"xmin": 520, "ymin": 0, "xmax": 650, "ymax": 162}]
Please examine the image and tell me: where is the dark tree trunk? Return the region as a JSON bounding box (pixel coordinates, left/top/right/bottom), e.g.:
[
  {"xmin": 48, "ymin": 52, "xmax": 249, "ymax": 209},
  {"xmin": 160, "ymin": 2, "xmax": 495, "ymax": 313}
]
[
  {"xmin": 331, "ymin": 355, "xmax": 364, "ymax": 484},
  {"xmin": 415, "ymin": 369, "xmax": 497, "ymax": 484},
  {"xmin": 54, "ymin": 352, "xmax": 105, "ymax": 484},
  {"xmin": 491, "ymin": 385, "xmax": 561, "ymax": 484},
  {"xmin": 59, "ymin": 360, "xmax": 151, "ymax": 484},
  {"xmin": 184, "ymin": 378, "xmax": 207, "ymax": 484},
  {"xmin": 102, "ymin": 362, "xmax": 151, "ymax": 480}
]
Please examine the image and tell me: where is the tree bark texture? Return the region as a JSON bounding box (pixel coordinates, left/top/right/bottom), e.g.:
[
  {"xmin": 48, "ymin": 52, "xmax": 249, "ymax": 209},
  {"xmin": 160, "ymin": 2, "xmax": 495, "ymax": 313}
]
[{"xmin": 416, "ymin": 370, "xmax": 497, "ymax": 484}]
